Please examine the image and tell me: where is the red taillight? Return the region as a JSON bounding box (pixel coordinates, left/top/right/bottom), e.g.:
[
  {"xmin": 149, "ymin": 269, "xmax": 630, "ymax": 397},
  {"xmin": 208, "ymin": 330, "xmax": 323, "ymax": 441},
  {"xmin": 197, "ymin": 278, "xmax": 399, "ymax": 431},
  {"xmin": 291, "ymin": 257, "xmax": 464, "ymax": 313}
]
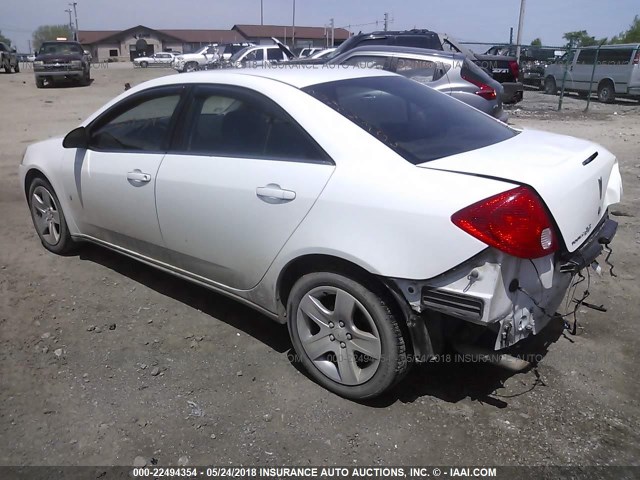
[
  {"xmin": 508, "ymin": 60, "xmax": 519, "ymax": 80},
  {"xmin": 451, "ymin": 186, "xmax": 558, "ymax": 259},
  {"xmin": 460, "ymin": 71, "xmax": 497, "ymax": 100}
]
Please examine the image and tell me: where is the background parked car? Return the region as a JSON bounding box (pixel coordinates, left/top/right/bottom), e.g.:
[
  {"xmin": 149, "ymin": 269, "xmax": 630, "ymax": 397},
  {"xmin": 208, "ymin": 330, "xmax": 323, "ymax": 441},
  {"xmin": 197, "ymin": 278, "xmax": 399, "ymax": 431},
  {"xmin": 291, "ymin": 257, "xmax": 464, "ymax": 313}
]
[
  {"xmin": 486, "ymin": 45, "xmax": 564, "ymax": 88},
  {"xmin": 33, "ymin": 41, "xmax": 91, "ymax": 88},
  {"xmin": 298, "ymin": 47, "xmax": 324, "ymax": 58},
  {"xmin": 172, "ymin": 45, "xmax": 220, "ymax": 73},
  {"xmin": 310, "ymin": 48, "xmax": 336, "ymax": 59},
  {"xmin": 224, "ymin": 40, "xmax": 294, "ymax": 68},
  {"xmin": 0, "ymin": 42, "xmax": 19, "ymax": 73},
  {"xmin": 326, "ymin": 46, "xmax": 507, "ymax": 121},
  {"xmin": 544, "ymin": 44, "xmax": 640, "ymax": 103},
  {"xmin": 133, "ymin": 52, "xmax": 177, "ymax": 68},
  {"xmin": 291, "ymin": 29, "xmax": 524, "ymax": 103}
]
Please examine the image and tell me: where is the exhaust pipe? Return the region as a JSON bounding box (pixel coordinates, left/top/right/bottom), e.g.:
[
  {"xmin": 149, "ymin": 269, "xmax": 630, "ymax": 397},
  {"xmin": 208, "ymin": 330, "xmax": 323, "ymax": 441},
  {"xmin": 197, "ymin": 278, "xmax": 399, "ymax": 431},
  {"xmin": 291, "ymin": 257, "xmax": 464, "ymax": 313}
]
[{"xmin": 452, "ymin": 342, "xmax": 531, "ymax": 372}]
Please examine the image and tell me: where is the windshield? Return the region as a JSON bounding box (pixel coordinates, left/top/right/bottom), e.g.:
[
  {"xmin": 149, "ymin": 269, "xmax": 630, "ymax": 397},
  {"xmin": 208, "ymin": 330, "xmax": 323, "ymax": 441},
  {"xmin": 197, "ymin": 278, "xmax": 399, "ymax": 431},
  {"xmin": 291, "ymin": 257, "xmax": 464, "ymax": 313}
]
[
  {"xmin": 229, "ymin": 46, "xmax": 253, "ymax": 62},
  {"xmin": 39, "ymin": 43, "xmax": 83, "ymax": 55},
  {"xmin": 303, "ymin": 76, "xmax": 517, "ymax": 164}
]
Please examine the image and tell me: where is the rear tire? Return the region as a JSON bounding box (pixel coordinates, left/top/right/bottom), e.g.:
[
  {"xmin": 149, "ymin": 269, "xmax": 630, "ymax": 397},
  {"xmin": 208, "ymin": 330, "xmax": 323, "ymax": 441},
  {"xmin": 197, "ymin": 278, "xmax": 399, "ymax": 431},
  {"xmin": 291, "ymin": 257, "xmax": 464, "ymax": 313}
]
[
  {"xmin": 597, "ymin": 80, "xmax": 615, "ymax": 103},
  {"xmin": 544, "ymin": 76, "xmax": 557, "ymax": 95},
  {"xmin": 287, "ymin": 271, "xmax": 409, "ymax": 400},
  {"xmin": 13, "ymin": 61, "xmax": 19, "ymax": 73},
  {"xmin": 35, "ymin": 77, "xmax": 45, "ymax": 88},
  {"xmin": 28, "ymin": 177, "xmax": 76, "ymax": 255}
]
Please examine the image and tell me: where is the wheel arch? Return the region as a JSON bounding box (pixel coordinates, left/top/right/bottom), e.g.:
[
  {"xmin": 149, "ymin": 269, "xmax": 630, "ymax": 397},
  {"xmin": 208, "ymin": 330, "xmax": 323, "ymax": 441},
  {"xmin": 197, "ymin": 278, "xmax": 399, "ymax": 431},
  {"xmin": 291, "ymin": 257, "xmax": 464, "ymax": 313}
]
[
  {"xmin": 597, "ymin": 77, "xmax": 616, "ymax": 89},
  {"xmin": 275, "ymin": 253, "xmax": 424, "ymax": 356},
  {"xmin": 23, "ymin": 167, "xmax": 51, "ymax": 200}
]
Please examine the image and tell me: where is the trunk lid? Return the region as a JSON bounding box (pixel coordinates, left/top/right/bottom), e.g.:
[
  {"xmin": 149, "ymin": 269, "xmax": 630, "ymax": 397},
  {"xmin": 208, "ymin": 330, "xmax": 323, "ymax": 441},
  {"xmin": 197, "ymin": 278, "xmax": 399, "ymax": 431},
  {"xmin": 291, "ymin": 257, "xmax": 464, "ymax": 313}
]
[{"xmin": 419, "ymin": 129, "xmax": 623, "ymax": 252}]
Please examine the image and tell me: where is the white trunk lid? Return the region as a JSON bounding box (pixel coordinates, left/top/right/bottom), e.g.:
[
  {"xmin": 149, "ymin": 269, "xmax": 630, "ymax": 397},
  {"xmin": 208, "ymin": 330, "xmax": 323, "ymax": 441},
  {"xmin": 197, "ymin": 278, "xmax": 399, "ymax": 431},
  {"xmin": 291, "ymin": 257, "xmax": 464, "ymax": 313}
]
[{"xmin": 420, "ymin": 129, "xmax": 623, "ymax": 252}]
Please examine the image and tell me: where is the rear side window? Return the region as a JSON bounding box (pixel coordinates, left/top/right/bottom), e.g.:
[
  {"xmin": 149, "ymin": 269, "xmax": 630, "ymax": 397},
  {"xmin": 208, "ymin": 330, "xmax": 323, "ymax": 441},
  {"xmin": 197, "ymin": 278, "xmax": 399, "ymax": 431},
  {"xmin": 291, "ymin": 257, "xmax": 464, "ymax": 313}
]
[
  {"xmin": 597, "ymin": 48, "xmax": 634, "ymax": 65},
  {"xmin": 395, "ymin": 57, "xmax": 448, "ymax": 84},
  {"xmin": 267, "ymin": 48, "xmax": 283, "ymax": 61},
  {"xmin": 341, "ymin": 55, "xmax": 388, "ymax": 69},
  {"xmin": 303, "ymin": 76, "xmax": 516, "ymax": 164},
  {"xmin": 179, "ymin": 86, "xmax": 330, "ymax": 163}
]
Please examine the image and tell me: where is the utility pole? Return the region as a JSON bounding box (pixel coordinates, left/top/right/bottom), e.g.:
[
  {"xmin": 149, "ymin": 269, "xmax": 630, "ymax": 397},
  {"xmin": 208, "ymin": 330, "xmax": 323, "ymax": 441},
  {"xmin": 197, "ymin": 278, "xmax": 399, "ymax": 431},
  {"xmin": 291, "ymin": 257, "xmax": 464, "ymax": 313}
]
[
  {"xmin": 509, "ymin": 27, "xmax": 514, "ymax": 45},
  {"xmin": 291, "ymin": 0, "xmax": 296, "ymax": 48},
  {"xmin": 28, "ymin": 39, "xmax": 32, "ymax": 54},
  {"xmin": 65, "ymin": 8, "xmax": 73, "ymax": 33},
  {"xmin": 68, "ymin": 2, "xmax": 79, "ymax": 41},
  {"xmin": 260, "ymin": 0, "xmax": 263, "ymax": 25},
  {"xmin": 515, "ymin": 0, "xmax": 526, "ymax": 64},
  {"xmin": 330, "ymin": 18, "xmax": 334, "ymax": 47},
  {"xmin": 384, "ymin": 12, "xmax": 389, "ymax": 32}
]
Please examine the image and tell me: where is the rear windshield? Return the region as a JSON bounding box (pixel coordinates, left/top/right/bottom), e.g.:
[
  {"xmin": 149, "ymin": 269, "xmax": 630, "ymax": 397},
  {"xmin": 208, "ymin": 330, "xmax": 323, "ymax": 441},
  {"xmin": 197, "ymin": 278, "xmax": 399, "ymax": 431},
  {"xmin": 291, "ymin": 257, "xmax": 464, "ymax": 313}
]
[{"xmin": 303, "ymin": 76, "xmax": 516, "ymax": 164}]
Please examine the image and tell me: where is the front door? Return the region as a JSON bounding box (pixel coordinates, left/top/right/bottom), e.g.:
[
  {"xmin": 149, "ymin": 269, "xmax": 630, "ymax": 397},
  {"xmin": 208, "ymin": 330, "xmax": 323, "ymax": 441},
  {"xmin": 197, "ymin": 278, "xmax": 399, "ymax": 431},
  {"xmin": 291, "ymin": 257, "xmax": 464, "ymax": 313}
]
[{"xmin": 64, "ymin": 86, "xmax": 185, "ymax": 257}]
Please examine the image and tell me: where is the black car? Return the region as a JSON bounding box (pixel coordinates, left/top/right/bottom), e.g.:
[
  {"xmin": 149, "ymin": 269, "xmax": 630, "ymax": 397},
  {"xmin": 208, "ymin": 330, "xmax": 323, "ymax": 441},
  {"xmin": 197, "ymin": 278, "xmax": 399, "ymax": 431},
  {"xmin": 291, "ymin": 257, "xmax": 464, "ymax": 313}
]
[
  {"xmin": 486, "ymin": 45, "xmax": 563, "ymax": 88},
  {"xmin": 289, "ymin": 29, "xmax": 524, "ymax": 104},
  {"xmin": 33, "ymin": 41, "xmax": 91, "ymax": 88}
]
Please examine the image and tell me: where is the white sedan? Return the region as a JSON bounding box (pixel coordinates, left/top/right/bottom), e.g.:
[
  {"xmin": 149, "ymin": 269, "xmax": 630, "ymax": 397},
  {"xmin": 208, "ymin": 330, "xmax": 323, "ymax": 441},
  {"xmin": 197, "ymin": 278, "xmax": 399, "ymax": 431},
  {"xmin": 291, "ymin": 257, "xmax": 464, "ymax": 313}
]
[
  {"xmin": 19, "ymin": 68, "xmax": 622, "ymax": 399},
  {"xmin": 133, "ymin": 52, "xmax": 176, "ymax": 68}
]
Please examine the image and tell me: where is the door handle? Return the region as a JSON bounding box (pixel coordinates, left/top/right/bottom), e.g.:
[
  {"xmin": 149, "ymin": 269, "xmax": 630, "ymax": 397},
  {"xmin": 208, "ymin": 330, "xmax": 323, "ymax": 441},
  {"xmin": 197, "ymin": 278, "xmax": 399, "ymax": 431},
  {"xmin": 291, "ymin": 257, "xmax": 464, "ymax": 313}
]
[
  {"xmin": 256, "ymin": 184, "xmax": 296, "ymax": 203},
  {"xmin": 127, "ymin": 171, "xmax": 151, "ymax": 183}
]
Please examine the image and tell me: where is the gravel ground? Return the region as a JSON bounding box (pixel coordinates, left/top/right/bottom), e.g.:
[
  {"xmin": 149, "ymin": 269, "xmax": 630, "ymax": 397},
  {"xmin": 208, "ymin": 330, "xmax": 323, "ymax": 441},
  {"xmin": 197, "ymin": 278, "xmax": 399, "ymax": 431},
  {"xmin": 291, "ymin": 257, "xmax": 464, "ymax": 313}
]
[{"xmin": 0, "ymin": 65, "xmax": 639, "ymax": 468}]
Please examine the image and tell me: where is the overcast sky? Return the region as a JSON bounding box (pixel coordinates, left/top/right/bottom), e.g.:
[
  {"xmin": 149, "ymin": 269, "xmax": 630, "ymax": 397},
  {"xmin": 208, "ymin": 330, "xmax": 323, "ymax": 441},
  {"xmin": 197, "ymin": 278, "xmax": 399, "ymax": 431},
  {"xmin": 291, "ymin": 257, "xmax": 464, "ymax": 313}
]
[{"xmin": 1, "ymin": 0, "xmax": 638, "ymax": 52}]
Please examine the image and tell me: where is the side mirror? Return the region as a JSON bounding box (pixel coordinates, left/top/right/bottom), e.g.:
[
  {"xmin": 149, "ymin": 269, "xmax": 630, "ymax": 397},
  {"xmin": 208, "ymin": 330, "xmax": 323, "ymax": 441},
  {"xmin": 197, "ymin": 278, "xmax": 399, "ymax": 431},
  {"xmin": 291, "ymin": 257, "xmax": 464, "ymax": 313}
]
[
  {"xmin": 84, "ymin": 50, "xmax": 90, "ymax": 55},
  {"xmin": 63, "ymin": 126, "xmax": 89, "ymax": 149}
]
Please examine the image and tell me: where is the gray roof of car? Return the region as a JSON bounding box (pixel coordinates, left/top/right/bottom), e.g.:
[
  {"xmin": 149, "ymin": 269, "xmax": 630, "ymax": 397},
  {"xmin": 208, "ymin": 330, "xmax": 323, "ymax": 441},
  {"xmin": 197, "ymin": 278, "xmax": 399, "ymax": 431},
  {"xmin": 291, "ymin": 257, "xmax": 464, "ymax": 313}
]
[{"xmin": 333, "ymin": 45, "xmax": 466, "ymax": 60}]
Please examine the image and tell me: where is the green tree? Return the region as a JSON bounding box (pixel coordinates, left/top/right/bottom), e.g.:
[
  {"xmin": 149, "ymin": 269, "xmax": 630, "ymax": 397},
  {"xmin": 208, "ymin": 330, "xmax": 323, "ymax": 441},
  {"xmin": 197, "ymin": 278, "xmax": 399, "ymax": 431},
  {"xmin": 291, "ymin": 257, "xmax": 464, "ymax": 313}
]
[
  {"xmin": 530, "ymin": 37, "xmax": 542, "ymax": 46},
  {"xmin": 0, "ymin": 30, "xmax": 11, "ymax": 46},
  {"xmin": 610, "ymin": 15, "xmax": 640, "ymax": 43},
  {"xmin": 32, "ymin": 25, "xmax": 73, "ymax": 50},
  {"xmin": 562, "ymin": 30, "xmax": 605, "ymax": 47}
]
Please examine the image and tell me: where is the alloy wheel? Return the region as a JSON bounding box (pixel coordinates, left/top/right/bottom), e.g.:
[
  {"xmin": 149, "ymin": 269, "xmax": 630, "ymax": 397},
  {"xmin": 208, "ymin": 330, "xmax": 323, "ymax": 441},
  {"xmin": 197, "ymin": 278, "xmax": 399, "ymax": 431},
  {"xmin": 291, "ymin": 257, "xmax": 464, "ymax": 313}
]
[{"xmin": 31, "ymin": 186, "xmax": 61, "ymax": 245}]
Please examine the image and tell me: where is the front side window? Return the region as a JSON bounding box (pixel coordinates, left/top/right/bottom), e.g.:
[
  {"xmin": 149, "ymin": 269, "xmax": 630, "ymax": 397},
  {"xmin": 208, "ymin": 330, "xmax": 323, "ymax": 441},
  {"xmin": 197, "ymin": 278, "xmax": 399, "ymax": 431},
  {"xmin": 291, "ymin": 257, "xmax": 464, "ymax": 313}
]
[
  {"xmin": 304, "ymin": 76, "xmax": 517, "ymax": 164},
  {"xmin": 180, "ymin": 86, "xmax": 328, "ymax": 162},
  {"xmin": 89, "ymin": 93, "xmax": 181, "ymax": 151}
]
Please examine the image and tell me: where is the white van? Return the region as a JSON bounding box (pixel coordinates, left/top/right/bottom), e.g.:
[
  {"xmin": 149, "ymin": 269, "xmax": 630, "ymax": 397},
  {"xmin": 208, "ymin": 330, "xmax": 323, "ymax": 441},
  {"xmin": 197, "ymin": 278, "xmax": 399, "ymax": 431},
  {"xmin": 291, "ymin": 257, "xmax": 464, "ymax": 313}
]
[{"xmin": 543, "ymin": 43, "xmax": 640, "ymax": 102}]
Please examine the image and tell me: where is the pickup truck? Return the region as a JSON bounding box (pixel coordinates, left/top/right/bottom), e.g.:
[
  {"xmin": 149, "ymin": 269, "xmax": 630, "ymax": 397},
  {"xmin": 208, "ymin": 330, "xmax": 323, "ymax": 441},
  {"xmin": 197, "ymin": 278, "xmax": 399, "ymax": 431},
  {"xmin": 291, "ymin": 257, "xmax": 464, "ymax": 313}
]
[
  {"xmin": 292, "ymin": 29, "xmax": 524, "ymax": 104},
  {"xmin": 172, "ymin": 43, "xmax": 254, "ymax": 72},
  {"xmin": 0, "ymin": 42, "xmax": 19, "ymax": 73}
]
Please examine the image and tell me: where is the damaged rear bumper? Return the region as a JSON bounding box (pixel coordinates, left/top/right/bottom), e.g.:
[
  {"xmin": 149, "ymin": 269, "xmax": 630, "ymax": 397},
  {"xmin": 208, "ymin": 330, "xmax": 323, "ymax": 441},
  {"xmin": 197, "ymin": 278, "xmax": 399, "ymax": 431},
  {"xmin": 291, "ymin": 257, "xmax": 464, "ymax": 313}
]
[{"xmin": 384, "ymin": 216, "xmax": 617, "ymax": 353}]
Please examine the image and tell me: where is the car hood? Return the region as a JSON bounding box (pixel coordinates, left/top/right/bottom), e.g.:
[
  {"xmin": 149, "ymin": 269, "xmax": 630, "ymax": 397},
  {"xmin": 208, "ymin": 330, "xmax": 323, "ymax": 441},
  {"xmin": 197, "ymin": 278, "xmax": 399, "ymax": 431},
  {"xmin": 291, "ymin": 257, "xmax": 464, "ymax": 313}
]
[
  {"xmin": 35, "ymin": 53, "xmax": 81, "ymax": 63},
  {"xmin": 419, "ymin": 129, "xmax": 623, "ymax": 252}
]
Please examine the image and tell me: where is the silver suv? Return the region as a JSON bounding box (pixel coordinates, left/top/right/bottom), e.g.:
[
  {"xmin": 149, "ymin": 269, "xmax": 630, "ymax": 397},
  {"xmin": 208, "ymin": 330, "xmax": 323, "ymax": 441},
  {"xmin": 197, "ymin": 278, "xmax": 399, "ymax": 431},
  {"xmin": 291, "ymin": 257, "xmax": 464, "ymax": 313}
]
[{"xmin": 327, "ymin": 46, "xmax": 507, "ymax": 122}]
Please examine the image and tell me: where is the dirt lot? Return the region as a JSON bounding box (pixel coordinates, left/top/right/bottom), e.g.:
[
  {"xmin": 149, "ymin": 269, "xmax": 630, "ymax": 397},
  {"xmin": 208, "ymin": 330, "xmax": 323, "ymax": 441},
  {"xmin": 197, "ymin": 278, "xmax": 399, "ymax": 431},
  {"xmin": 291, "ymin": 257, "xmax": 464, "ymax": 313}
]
[{"xmin": 1, "ymin": 64, "xmax": 639, "ymax": 468}]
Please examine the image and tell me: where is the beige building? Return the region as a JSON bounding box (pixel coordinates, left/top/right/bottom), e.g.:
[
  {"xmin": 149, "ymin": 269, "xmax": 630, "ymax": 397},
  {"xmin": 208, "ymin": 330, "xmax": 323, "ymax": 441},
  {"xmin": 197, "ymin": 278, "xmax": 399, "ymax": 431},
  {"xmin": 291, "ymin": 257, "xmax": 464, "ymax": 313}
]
[
  {"xmin": 78, "ymin": 25, "xmax": 247, "ymax": 61},
  {"xmin": 78, "ymin": 24, "xmax": 352, "ymax": 62}
]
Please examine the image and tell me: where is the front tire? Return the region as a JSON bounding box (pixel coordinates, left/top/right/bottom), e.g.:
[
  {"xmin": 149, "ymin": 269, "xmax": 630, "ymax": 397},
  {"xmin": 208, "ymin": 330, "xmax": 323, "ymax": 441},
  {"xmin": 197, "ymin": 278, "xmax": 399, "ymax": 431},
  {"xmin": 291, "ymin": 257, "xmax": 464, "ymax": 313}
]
[
  {"xmin": 28, "ymin": 177, "xmax": 75, "ymax": 254},
  {"xmin": 185, "ymin": 62, "xmax": 198, "ymax": 72},
  {"xmin": 140, "ymin": 61, "xmax": 148, "ymax": 68},
  {"xmin": 544, "ymin": 76, "xmax": 557, "ymax": 95},
  {"xmin": 287, "ymin": 272, "xmax": 409, "ymax": 400},
  {"xmin": 14, "ymin": 61, "xmax": 19, "ymax": 73}
]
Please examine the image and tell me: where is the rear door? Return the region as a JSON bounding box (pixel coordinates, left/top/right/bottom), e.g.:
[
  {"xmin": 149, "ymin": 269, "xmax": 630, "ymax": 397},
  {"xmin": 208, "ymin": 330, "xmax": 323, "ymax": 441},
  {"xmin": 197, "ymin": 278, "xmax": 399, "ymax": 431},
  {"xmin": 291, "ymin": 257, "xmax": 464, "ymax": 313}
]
[{"xmin": 155, "ymin": 84, "xmax": 335, "ymax": 290}]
